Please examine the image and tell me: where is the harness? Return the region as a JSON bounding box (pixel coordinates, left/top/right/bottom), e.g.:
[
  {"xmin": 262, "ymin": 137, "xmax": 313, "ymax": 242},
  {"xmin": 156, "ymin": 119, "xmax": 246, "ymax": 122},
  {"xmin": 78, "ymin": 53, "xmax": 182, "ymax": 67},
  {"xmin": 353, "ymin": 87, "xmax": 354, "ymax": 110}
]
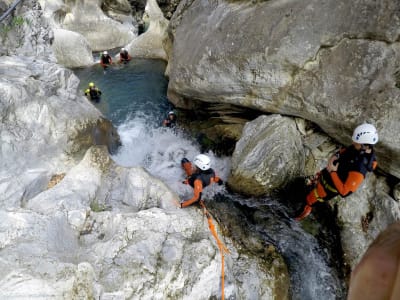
[
  {"xmin": 188, "ymin": 168, "xmax": 215, "ymax": 188},
  {"xmin": 320, "ymin": 174, "xmax": 338, "ymax": 194},
  {"xmin": 318, "ymin": 146, "xmax": 376, "ymax": 201}
]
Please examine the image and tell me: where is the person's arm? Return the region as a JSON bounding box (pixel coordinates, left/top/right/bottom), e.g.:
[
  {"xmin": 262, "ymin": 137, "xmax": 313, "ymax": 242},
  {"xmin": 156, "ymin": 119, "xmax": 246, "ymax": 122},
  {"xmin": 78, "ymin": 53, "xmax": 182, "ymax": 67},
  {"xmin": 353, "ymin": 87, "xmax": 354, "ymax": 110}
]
[
  {"xmin": 181, "ymin": 179, "xmax": 203, "ymax": 208},
  {"xmin": 211, "ymin": 175, "xmax": 223, "ymax": 185},
  {"xmin": 372, "ymin": 159, "xmax": 378, "ymax": 170},
  {"xmin": 330, "ymin": 171, "xmax": 364, "ymax": 196},
  {"xmin": 348, "ymin": 222, "xmax": 400, "ymax": 300}
]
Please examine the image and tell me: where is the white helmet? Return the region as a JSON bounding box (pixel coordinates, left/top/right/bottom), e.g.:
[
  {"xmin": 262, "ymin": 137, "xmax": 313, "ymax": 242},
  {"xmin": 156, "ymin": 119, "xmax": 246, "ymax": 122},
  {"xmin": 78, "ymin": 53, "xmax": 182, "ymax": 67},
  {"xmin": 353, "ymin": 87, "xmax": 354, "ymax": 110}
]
[
  {"xmin": 168, "ymin": 111, "xmax": 175, "ymax": 115},
  {"xmin": 121, "ymin": 47, "xmax": 125, "ymax": 51},
  {"xmin": 103, "ymin": 51, "xmax": 108, "ymax": 55},
  {"xmin": 194, "ymin": 154, "xmax": 211, "ymax": 171},
  {"xmin": 352, "ymin": 123, "xmax": 379, "ymax": 144}
]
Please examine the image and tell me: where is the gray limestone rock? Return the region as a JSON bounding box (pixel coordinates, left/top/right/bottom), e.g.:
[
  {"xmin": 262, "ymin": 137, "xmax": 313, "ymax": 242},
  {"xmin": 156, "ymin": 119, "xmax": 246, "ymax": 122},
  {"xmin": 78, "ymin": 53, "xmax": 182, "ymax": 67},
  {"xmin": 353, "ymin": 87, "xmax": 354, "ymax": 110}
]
[
  {"xmin": 166, "ymin": 0, "xmax": 400, "ymax": 178},
  {"xmin": 228, "ymin": 114, "xmax": 305, "ymax": 197}
]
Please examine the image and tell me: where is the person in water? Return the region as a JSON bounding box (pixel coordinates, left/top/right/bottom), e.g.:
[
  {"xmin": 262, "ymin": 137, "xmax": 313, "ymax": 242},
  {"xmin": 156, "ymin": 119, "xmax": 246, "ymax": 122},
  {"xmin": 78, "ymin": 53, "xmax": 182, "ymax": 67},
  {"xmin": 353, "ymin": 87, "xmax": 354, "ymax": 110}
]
[
  {"xmin": 295, "ymin": 123, "xmax": 378, "ymax": 221},
  {"xmin": 180, "ymin": 154, "xmax": 224, "ymax": 208},
  {"xmin": 84, "ymin": 82, "xmax": 102, "ymax": 102},
  {"xmin": 162, "ymin": 111, "xmax": 177, "ymax": 128},
  {"xmin": 100, "ymin": 51, "xmax": 112, "ymax": 68},
  {"xmin": 119, "ymin": 47, "xmax": 131, "ymax": 64}
]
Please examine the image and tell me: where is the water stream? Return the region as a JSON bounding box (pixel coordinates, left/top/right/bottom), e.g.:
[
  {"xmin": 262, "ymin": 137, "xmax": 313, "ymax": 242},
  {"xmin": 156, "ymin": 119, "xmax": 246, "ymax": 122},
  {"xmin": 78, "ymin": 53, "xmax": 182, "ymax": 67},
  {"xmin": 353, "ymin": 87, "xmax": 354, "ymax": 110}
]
[{"xmin": 73, "ymin": 59, "xmax": 345, "ymax": 299}]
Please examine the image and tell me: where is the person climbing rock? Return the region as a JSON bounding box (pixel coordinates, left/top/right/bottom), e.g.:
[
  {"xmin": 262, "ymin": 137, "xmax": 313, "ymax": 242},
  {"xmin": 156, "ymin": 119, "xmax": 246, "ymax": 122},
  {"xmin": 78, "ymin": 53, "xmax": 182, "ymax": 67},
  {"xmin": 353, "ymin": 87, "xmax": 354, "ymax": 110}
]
[
  {"xmin": 162, "ymin": 111, "xmax": 177, "ymax": 128},
  {"xmin": 100, "ymin": 51, "xmax": 112, "ymax": 69},
  {"xmin": 295, "ymin": 123, "xmax": 378, "ymax": 221},
  {"xmin": 84, "ymin": 82, "xmax": 102, "ymax": 102},
  {"xmin": 180, "ymin": 154, "xmax": 224, "ymax": 208},
  {"xmin": 119, "ymin": 47, "xmax": 131, "ymax": 64}
]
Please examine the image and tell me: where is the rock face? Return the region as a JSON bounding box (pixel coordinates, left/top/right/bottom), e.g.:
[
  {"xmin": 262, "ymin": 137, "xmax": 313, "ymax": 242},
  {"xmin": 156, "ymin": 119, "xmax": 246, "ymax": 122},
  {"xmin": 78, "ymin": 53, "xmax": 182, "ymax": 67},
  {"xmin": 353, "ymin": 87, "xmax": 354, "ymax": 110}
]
[
  {"xmin": 229, "ymin": 115, "xmax": 305, "ymax": 196},
  {"xmin": 0, "ymin": 1, "xmax": 289, "ymax": 297},
  {"xmin": 125, "ymin": 0, "xmax": 169, "ymax": 60},
  {"xmin": 336, "ymin": 175, "xmax": 400, "ymax": 268},
  {"xmin": 0, "ymin": 0, "xmax": 54, "ymax": 58},
  {"xmin": 166, "ymin": 0, "xmax": 400, "ymax": 178},
  {"xmin": 52, "ymin": 28, "xmax": 94, "ymax": 68},
  {"xmin": 39, "ymin": 0, "xmax": 136, "ymax": 51},
  {"xmin": 0, "ymin": 146, "xmax": 290, "ymax": 299},
  {"xmin": 0, "ymin": 55, "xmax": 119, "ymax": 208}
]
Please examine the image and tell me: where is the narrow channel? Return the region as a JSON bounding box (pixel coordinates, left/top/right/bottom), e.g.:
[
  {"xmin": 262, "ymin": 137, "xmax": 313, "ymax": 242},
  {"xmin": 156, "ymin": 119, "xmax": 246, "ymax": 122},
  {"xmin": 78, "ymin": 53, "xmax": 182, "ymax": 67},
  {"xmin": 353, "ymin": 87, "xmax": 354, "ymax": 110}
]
[{"xmin": 73, "ymin": 59, "xmax": 345, "ymax": 300}]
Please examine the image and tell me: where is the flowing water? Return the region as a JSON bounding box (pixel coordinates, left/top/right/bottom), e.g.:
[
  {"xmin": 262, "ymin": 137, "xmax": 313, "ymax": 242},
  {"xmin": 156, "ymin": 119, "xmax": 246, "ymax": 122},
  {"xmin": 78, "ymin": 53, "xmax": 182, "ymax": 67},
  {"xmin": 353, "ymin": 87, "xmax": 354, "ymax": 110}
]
[{"xmin": 73, "ymin": 59, "xmax": 345, "ymax": 299}]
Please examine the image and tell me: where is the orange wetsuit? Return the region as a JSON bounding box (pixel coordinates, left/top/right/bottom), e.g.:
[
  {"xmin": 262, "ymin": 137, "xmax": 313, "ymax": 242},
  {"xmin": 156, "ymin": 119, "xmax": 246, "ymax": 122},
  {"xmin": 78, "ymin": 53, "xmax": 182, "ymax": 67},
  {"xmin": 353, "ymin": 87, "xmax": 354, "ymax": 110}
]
[
  {"xmin": 181, "ymin": 158, "xmax": 222, "ymax": 208},
  {"xmin": 296, "ymin": 145, "xmax": 377, "ymax": 220}
]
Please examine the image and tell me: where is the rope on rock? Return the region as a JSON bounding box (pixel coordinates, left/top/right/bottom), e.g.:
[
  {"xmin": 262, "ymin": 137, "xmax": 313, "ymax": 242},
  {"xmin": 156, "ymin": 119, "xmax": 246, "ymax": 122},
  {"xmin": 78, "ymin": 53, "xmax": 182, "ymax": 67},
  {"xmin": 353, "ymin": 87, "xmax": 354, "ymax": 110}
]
[
  {"xmin": 199, "ymin": 201, "xmax": 230, "ymax": 300},
  {"xmin": 0, "ymin": 0, "xmax": 24, "ymax": 23}
]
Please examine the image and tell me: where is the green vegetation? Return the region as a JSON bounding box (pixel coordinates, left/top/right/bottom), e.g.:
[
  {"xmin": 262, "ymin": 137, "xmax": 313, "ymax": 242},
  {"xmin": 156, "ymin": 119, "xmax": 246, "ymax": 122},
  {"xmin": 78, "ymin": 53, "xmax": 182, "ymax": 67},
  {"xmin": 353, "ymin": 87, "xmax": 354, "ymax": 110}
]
[
  {"xmin": 90, "ymin": 200, "xmax": 110, "ymax": 212},
  {"xmin": 0, "ymin": 15, "xmax": 29, "ymax": 39}
]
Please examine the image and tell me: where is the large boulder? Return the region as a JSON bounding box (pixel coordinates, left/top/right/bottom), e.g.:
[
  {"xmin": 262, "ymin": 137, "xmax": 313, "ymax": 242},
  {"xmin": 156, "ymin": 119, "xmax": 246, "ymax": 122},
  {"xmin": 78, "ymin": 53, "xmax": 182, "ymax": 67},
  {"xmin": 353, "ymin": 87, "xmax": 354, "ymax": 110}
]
[
  {"xmin": 52, "ymin": 28, "xmax": 94, "ymax": 67},
  {"xmin": 125, "ymin": 0, "xmax": 169, "ymax": 60},
  {"xmin": 166, "ymin": 0, "xmax": 400, "ymax": 178},
  {"xmin": 228, "ymin": 115, "xmax": 305, "ymax": 196},
  {"xmin": 0, "ymin": 56, "xmax": 118, "ymax": 208},
  {"xmin": 38, "ymin": 0, "xmax": 137, "ymax": 51}
]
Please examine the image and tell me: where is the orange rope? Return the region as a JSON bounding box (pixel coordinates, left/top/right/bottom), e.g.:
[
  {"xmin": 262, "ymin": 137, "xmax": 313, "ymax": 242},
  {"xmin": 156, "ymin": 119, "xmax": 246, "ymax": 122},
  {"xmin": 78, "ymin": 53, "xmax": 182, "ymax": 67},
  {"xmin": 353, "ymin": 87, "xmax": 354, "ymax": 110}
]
[{"xmin": 200, "ymin": 201, "xmax": 229, "ymax": 300}]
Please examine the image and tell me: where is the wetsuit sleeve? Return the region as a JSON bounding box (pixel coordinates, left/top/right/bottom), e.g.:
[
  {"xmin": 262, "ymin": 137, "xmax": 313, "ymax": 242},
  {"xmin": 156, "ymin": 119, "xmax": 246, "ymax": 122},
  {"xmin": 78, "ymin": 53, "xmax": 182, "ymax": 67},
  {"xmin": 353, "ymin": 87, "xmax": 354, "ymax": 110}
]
[
  {"xmin": 181, "ymin": 179, "xmax": 203, "ymax": 207},
  {"xmin": 330, "ymin": 171, "xmax": 364, "ymax": 196}
]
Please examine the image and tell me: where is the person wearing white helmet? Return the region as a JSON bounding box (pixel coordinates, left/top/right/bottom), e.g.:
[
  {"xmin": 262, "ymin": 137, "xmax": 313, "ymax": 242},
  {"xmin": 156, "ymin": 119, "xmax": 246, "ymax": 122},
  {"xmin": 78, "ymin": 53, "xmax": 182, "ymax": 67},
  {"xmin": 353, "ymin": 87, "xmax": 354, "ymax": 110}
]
[
  {"xmin": 296, "ymin": 123, "xmax": 378, "ymax": 221},
  {"xmin": 180, "ymin": 154, "xmax": 224, "ymax": 208},
  {"xmin": 119, "ymin": 47, "xmax": 131, "ymax": 64},
  {"xmin": 100, "ymin": 50, "xmax": 112, "ymax": 69},
  {"xmin": 162, "ymin": 111, "xmax": 177, "ymax": 128}
]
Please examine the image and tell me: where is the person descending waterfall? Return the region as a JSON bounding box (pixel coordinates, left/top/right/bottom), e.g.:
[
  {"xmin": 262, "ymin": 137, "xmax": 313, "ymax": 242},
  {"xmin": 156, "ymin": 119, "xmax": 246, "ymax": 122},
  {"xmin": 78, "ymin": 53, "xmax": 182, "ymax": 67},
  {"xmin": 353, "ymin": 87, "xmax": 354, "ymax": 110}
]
[
  {"xmin": 180, "ymin": 154, "xmax": 224, "ymax": 208},
  {"xmin": 119, "ymin": 47, "xmax": 131, "ymax": 64},
  {"xmin": 100, "ymin": 51, "xmax": 112, "ymax": 69},
  {"xmin": 295, "ymin": 123, "xmax": 378, "ymax": 221},
  {"xmin": 162, "ymin": 111, "xmax": 177, "ymax": 128},
  {"xmin": 84, "ymin": 82, "xmax": 102, "ymax": 102}
]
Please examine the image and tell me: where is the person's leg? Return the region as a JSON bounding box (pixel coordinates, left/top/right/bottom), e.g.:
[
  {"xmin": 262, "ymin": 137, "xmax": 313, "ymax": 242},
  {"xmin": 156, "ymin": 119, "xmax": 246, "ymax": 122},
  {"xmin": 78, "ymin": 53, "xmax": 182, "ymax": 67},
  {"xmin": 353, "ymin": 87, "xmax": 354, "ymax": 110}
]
[{"xmin": 295, "ymin": 182, "xmax": 327, "ymax": 221}]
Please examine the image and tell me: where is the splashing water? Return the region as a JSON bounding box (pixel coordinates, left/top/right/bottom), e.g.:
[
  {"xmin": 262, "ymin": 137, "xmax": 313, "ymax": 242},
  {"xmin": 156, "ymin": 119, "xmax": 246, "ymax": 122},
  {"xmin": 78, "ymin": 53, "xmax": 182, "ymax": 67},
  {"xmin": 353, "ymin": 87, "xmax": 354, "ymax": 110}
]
[{"xmin": 73, "ymin": 59, "xmax": 231, "ymax": 201}]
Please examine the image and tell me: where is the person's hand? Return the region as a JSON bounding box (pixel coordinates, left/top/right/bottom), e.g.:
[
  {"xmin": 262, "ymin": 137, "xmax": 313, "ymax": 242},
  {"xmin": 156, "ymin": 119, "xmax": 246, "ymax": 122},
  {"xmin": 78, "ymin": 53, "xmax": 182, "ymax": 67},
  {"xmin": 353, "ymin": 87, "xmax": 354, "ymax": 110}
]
[
  {"xmin": 347, "ymin": 221, "xmax": 400, "ymax": 300},
  {"xmin": 327, "ymin": 155, "xmax": 339, "ymax": 172}
]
